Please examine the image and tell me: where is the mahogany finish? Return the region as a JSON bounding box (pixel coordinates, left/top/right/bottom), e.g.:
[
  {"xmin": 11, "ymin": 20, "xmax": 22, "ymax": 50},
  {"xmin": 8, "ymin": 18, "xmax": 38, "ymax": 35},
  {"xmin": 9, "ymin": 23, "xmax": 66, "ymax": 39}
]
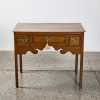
[
  {"xmin": 75, "ymin": 54, "xmax": 78, "ymax": 73},
  {"xmin": 13, "ymin": 23, "xmax": 85, "ymax": 88},
  {"xmin": 13, "ymin": 23, "xmax": 85, "ymax": 32},
  {"xmin": 19, "ymin": 54, "xmax": 22, "ymax": 73}
]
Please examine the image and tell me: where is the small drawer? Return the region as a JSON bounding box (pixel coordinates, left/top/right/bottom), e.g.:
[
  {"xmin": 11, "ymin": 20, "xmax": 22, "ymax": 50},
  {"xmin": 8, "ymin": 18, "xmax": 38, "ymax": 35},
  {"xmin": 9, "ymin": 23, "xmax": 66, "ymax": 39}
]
[
  {"xmin": 68, "ymin": 35, "xmax": 81, "ymax": 47},
  {"xmin": 16, "ymin": 35, "xmax": 30, "ymax": 47},
  {"xmin": 32, "ymin": 35, "xmax": 66, "ymax": 43}
]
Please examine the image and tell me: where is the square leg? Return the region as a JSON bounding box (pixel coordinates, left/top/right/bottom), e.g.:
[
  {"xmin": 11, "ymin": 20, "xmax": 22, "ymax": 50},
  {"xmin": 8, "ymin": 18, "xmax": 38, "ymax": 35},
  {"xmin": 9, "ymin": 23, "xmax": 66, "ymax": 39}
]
[
  {"xmin": 15, "ymin": 53, "xmax": 18, "ymax": 88},
  {"xmin": 19, "ymin": 54, "xmax": 22, "ymax": 73},
  {"xmin": 79, "ymin": 53, "xmax": 83, "ymax": 88},
  {"xmin": 75, "ymin": 54, "xmax": 78, "ymax": 73}
]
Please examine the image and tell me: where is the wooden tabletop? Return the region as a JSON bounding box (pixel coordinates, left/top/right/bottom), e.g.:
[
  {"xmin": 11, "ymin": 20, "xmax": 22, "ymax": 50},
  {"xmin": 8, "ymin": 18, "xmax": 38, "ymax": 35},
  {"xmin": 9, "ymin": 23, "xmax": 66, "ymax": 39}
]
[{"xmin": 13, "ymin": 23, "xmax": 85, "ymax": 32}]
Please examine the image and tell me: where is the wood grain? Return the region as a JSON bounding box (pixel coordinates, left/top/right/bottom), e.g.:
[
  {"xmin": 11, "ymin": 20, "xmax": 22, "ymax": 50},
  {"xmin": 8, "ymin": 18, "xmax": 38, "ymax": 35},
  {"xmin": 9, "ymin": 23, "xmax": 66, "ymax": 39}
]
[
  {"xmin": 33, "ymin": 35, "xmax": 66, "ymax": 43},
  {"xmin": 13, "ymin": 23, "xmax": 85, "ymax": 32}
]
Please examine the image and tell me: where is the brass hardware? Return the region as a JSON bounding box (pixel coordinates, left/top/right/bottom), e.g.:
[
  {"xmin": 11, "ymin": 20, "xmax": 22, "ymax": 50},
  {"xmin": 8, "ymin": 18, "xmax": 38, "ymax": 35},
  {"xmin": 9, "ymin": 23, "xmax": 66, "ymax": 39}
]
[
  {"xmin": 71, "ymin": 38, "xmax": 79, "ymax": 43},
  {"xmin": 45, "ymin": 36, "xmax": 53, "ymax": 50},
  {"xmin": 45, "ymin": 36, "xmax": 53, "ymax": 42},
  {"xmin": 19, "ymin": 39, "xmax": 28, "ymax": 44}
]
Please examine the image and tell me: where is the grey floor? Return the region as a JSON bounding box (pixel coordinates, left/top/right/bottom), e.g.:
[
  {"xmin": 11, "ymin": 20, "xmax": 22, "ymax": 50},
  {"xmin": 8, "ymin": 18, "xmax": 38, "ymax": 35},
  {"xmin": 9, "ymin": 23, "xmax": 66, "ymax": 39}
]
[{"xmin": 0, "ymin": 51, "xmax": 100, "ymax": 100}]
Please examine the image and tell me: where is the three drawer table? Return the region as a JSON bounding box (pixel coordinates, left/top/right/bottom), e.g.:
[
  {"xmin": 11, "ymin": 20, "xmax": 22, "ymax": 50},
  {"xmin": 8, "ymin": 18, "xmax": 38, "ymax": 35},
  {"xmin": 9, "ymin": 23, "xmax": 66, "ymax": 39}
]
[{"xmin": 13, "ymin": 23, "xmax": 85, "ymax": 88}]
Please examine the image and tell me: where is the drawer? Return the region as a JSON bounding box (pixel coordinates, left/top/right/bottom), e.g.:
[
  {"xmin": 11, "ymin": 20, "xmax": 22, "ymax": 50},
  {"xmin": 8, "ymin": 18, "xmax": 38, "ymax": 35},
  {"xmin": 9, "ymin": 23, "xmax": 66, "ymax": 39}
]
[
  {"xmin": 16, "ymin": 35, "xmax": 30, "ymax": 47},
  {"xmin": 68, "ymin": 35, "xmax": 81, "ymax": 47},
  {"xmin": 32, "ymin": 35, "xmax": 66, "ymax": 43}
]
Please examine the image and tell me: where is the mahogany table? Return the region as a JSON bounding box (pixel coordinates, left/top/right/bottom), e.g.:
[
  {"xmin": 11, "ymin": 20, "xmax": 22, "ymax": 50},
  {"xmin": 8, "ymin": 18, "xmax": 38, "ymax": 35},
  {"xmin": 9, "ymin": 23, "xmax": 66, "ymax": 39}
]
[{"xmin": 13, "ymin": 23, "xmax": 85, "ymax": 88}]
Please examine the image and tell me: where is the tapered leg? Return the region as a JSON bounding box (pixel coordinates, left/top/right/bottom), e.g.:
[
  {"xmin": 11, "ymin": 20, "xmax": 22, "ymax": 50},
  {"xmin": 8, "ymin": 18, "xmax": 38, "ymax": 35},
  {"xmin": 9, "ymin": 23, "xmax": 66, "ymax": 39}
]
[
  {"xmin": 19, "ymin": 54, "xmax": 22, "ymax": 73},
  {"xmin": 79, "ymin": 53, "xmax": 83, "ymax": 88},
  {"xmin": 75, "ymin": 54, "xmax": 78, "ymax": 73},
  {"xmin": 15, "ymin": 53, "xmax": 18, "ymax": 88}
]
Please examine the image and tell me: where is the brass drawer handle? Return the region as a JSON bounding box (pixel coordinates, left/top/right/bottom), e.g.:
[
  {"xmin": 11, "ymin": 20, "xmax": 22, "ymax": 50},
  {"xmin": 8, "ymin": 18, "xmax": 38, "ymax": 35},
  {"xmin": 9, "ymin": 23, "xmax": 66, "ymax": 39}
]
[
  {"xmin": 45, "ymin": 36, "xmax": 53, "ymax": 42},
  {"xmin": 71, "ymin": 38, "xmax": 79, "ymax": 44},
  {"xmin": 19, "ymin": 39, "xmax": 28, "ymax": 44}
]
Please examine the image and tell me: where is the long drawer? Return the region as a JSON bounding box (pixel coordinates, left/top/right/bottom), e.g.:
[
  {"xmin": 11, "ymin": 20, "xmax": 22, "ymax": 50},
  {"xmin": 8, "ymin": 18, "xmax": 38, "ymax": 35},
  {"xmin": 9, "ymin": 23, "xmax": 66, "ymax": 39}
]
[{"xmin": 32, "ymin": 35, "xmax": 66, "ymax": 43}]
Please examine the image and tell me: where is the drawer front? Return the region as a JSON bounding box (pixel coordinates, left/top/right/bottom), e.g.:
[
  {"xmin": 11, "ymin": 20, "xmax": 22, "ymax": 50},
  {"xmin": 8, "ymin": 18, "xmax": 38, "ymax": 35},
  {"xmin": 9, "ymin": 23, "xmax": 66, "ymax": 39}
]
[
  {"xmin": 32, "ymin": 35, "xmax": 66, "ymax": 43},
  {"xmin": 16, "ymin": 35, "xmax": 30, "ymax": 47},
  {"xmin": 68, "ymin": 35, "xmax": 81, "ymax": 47}
]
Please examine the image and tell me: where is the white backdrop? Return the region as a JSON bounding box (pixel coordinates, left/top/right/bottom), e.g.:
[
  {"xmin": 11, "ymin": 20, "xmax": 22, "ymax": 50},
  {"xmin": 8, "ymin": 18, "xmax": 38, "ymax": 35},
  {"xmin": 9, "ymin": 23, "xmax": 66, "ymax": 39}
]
[{"xmin": 0, "ymin": 0, "xmax": 100, "ymax": 51}]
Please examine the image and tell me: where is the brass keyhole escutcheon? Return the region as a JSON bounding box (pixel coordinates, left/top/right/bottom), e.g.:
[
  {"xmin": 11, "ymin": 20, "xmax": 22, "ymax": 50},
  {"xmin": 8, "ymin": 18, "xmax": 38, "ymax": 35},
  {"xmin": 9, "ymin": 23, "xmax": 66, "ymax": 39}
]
[
  {"xmin": 19, "ymin": 39, "xmax": 28, "ymax": 44},
  {"xmin": 71, "ymin": 38, "xmax": 79, "ymax": 44}
]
